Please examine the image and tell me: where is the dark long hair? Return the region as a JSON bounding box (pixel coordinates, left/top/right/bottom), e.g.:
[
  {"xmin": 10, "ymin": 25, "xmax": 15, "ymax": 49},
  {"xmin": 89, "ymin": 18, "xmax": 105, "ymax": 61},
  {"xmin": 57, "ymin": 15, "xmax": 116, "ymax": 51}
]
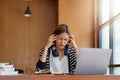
[{"xmin": 53, "ymin": 24, "xmax": 70, "ymax": 35}]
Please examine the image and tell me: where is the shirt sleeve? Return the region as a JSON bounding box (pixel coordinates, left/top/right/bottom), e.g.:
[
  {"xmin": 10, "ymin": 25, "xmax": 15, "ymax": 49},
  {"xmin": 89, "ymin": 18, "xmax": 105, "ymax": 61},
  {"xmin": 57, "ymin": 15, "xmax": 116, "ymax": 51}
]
[
  {"xmin": 36, "ymin": 48, "xmax": 47, "ymax": 71},
  {"xmin": 36, "ymin": 59, "xmax": 47, "ymax": 71}
]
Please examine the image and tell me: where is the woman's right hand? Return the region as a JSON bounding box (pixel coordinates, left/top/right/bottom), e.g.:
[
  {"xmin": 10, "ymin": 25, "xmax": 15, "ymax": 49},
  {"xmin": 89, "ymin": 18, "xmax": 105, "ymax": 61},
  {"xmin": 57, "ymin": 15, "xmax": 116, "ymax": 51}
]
[
  {"xmin": 45, "ymin": 34, "xmax": 57, "ymax": 49},
  {"xmin": 40, "ymin": 34, "xmax": 57, "ymax": 62}
]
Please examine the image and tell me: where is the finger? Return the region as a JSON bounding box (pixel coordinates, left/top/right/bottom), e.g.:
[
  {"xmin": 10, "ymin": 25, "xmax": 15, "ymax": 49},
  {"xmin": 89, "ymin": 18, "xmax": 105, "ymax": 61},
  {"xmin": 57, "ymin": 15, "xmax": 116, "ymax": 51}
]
[
  {"xmin": 51, "ymin": 34, "xmax": 56, "ymax": 37},
  {"xmin": 53, "ymin": 35, "xmax": 57, "ymax": 41},
  {"xmin": 49, "ymin": 35, "xmax": 57, "ymax": 42}
]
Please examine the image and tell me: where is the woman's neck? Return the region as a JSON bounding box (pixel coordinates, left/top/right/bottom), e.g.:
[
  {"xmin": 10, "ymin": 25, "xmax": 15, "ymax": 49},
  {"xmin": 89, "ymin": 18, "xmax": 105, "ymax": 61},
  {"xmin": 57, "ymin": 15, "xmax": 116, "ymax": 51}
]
[{"xmin": 56, "ymin": 46, "xmax": 65, "ymax": 61}]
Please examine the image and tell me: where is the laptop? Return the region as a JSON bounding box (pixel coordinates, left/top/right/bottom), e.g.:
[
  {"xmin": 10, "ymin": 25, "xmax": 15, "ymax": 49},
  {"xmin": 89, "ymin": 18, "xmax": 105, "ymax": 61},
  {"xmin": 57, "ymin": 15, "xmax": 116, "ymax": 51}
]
[{"xmin": 74, "ymin": 48, "xmax": 112, "ymax": 75}]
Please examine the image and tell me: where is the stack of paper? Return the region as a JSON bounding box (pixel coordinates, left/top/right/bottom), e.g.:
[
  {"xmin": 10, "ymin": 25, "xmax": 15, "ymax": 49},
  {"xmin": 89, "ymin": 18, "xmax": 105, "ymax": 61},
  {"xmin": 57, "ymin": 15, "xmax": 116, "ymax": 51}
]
[{"xmin": 0, "ymin": 63, "xmax": 18, "ymax": 75}]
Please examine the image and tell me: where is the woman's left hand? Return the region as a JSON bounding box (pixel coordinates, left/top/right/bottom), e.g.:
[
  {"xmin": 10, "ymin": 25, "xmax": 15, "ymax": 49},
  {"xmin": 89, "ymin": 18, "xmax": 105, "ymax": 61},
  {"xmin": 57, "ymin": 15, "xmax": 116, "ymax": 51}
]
[{"xmin": 68, "ymin": 33, "xmax": 78, "ymax": 54}]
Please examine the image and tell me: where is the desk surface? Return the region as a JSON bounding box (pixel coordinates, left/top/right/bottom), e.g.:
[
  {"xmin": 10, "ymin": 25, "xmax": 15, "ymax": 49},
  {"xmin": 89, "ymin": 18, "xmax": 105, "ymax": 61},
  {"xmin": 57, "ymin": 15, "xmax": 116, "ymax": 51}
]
[{"xmin": 0, "ymin": 74, "xmax": 120, "ymax": 80}]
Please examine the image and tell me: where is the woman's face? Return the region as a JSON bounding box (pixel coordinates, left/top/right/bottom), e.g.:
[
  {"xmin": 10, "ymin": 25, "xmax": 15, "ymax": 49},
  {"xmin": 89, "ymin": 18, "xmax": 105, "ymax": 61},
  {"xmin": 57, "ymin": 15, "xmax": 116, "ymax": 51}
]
[{"xmin": 55, "ymin": 32, "xmax": 69, "ymax": 50}]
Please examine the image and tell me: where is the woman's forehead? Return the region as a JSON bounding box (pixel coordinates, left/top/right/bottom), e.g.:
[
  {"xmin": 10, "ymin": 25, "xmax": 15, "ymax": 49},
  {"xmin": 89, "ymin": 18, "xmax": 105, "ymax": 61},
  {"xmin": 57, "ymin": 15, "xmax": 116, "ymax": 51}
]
[{"xmin": 57, "ymin": 32, "xmax": 69, "ymax": 38}]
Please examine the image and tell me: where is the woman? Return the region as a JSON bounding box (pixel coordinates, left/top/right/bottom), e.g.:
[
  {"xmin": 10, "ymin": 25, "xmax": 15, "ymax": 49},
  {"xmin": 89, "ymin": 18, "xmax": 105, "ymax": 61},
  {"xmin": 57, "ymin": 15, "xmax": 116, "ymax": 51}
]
[{"xmin": 36, "ymin": 24, "xmax": 78, "ymax": 74}]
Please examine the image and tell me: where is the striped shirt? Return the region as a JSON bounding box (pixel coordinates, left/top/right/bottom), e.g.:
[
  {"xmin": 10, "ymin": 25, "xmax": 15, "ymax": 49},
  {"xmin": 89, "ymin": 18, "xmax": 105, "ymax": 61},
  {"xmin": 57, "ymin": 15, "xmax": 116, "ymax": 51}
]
[{"xmin": 36, "ymin": 45, "xmax": 77, "ymax": 74}]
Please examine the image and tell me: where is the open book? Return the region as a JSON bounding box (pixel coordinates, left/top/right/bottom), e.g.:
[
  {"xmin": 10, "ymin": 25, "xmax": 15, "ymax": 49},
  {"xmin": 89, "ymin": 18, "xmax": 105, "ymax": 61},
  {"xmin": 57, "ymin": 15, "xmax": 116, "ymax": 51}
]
[{"xmin": 34, "ymin": 70, "xmax": 64, "ymax": 75}]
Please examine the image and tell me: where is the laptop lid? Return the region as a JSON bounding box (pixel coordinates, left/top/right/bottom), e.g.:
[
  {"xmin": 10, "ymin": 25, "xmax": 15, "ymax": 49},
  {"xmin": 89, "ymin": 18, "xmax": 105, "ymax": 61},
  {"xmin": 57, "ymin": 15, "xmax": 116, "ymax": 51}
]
[{"xmin": 74, "ymin": 48, "xmax": 112, "ymax": 75}]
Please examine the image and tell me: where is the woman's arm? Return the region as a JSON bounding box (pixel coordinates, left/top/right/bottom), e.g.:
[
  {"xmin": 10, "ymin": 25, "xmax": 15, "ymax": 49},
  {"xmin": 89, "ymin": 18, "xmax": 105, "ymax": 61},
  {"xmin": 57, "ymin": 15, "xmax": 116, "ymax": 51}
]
[
  {"xmin": 36, "ymin": 34, "xmax": 57, "ymax": 70},
  {"xmin": 40, "ymin": 34, "xmax": 56, "ymax": 62},
  {"xmin": 69, "ymin": 33, "xmax": 78, "ymax": 54}
]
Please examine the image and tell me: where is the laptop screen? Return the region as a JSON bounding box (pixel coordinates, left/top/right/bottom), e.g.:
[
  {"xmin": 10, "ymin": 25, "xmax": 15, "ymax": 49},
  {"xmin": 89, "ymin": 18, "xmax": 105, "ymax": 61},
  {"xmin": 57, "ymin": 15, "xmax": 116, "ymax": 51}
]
[{"xmin": 74, "ymin": 48, "xmax": 112, "ymax": 75}]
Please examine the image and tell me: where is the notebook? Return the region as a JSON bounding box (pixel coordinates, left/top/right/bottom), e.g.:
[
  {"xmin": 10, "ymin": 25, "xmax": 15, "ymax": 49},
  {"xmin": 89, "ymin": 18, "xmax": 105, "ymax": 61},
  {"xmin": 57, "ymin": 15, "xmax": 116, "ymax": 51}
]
[{"xmin": 74, "ymin": 48, "xmax": 112, "ymax": 75}]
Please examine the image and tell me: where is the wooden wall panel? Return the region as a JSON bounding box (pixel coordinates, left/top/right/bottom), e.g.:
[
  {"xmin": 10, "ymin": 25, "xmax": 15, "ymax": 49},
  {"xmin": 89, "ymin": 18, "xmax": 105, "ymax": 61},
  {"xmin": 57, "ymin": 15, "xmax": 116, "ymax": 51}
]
[
  {"xmin": 0, "ymin": 0, "xmax": 58, "ymax": 72},
  {"xmin": 0, "ymin": 0, "xmax": 94, "ymax": 73},
  {"xmin": 58, "ymin": 0, "xmax": 94, "ymax": 48},
  {"xmin": 0, "ymin": 0, "xmax": 5, "ymax": 60}
]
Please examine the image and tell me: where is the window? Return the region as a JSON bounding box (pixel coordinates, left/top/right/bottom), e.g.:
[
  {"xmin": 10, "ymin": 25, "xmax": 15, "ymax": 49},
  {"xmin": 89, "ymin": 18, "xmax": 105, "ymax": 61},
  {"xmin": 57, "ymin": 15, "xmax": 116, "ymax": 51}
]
[{"xmin": 98, "ymin": 0, "xmax": 120, "ymax": 74}]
